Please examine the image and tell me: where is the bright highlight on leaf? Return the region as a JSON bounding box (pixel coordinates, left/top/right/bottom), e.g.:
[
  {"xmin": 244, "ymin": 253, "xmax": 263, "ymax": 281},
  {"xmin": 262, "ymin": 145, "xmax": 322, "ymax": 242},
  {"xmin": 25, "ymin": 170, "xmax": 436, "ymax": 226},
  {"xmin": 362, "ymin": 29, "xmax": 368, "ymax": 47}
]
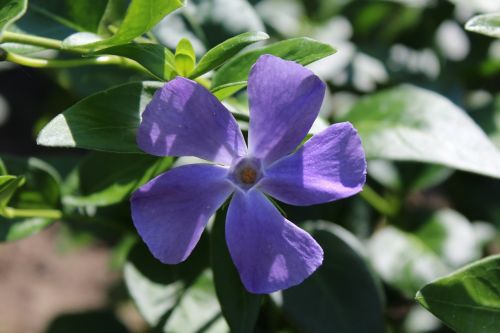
[
  {"xmin": 416, "ymin": 255, "xmax": 500, "ymax": 333},
  {"xmin": 465, "ymin": 13, "xmax": 500, "ymax": 38}
]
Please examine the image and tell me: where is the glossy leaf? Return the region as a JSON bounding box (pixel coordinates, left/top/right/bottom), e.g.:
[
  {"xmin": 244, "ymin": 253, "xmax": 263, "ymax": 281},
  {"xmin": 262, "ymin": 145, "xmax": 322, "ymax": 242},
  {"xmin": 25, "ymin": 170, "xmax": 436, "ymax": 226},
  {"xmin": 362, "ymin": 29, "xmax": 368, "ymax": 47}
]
[
  {"xmin": 124, "ymin": 239, "xmax": 228, "ymax": 332},
  {"xmin": 77, "ymin": 0, "xmax": 185, "ymax": 50},
  {"xmin": 175, "ymin": 38, "xmax": 196, "ymax": 76},
  {"xmin": 465, "ymin": 13, "xmax": 500, "ymax": 38},
  {"xmin": 343, "ymin": 85, "xmax": 500, "ymax": 178},
  {"xmin": 211, "ymin": 209, "xmax": 262, "ymax": 333},
  {"xmin": 189, "ymin": 31, "xmax": 269, "ymax": 79},
  {"xmin": 416, "ymin": 255, "xmax": 500, "ymax": 333},
  {"xmin": 64, "ymin": 152, "xmax": 173, "ymax": 207},
  {"xmin": 0, "ymin": 216, "xmax": 54, "ymax": 242},
  {"xmin": 37, "ymin": 81, "xmax": 162, "ymax": 153},
  {"xmin": 212, "ymin": 37, "xmax": 336, "ymax": 89},
  {"xmin": 0, "ymin": 0, "xmax": 27, "ymax": 34},
  {"xmin": 95, "ymin": 43, "xmax": 176, "ymax": 80},
  {"xmin": 211, "ymin": 81, "xmax": 248, "ymax": 100},
  {"xmin": 281, "ymin": 222, "xmax": 385, "ymax": 333}
]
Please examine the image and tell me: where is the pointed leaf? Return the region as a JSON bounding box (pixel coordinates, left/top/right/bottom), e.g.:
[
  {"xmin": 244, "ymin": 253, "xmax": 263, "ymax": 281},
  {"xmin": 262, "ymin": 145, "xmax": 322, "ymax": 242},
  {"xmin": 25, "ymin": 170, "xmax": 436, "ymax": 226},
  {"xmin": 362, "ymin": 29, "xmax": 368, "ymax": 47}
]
[
  {"xmin": 465, "ymin": 13, "xmax": 500, "ymax": 38},
  {"xmin": 175, "ymin": 38, "xmax": 195, "ymax": 76},
  {"xmin": 72, "ymin": 0, "xmax": 185, "ymax": 50},
  {"xmin": 343, "ymin": 85, "xmax": 500, "ymax": 178},
  {"xmin": 189, "ymin": 31, "xmax": 269, "ymax": 79},
  {"xmin": 212, "ymin": 37, "xmax": 336, "ymax": 89},
  {"xmin": 37, "ymin": 81, "xmax": 162, "ymax": 153},
  {"xmin": 416, "ymin": 255, "xmax": 500, "ymax": 333}
]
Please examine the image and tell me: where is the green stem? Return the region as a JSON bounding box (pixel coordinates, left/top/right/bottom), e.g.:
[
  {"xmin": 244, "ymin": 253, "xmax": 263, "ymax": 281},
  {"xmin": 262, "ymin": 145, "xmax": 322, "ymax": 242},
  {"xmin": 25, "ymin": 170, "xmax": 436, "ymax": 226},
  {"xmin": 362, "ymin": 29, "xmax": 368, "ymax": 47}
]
[
  {"xmin": 2, "ymin": 207, "xmax": 63, "ymax": 219},
  {"xmin": 3, "ymin": 51, "xmax": 154, "ymax": 77},
  {"xmin": 360, "ymin": 185, "xmax": 396, "ymax": 217},
  {"xmin": 0, "ymin": 31, "xmax": 64, "ymax": 50}
]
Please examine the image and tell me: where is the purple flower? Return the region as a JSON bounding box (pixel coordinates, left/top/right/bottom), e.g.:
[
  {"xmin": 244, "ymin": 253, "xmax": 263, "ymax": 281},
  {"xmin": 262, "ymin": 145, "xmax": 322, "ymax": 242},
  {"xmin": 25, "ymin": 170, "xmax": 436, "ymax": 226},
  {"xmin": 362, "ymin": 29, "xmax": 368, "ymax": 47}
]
[{"xmin": 130, "ymin": 55, "xmax": 366, "ymax": 294}]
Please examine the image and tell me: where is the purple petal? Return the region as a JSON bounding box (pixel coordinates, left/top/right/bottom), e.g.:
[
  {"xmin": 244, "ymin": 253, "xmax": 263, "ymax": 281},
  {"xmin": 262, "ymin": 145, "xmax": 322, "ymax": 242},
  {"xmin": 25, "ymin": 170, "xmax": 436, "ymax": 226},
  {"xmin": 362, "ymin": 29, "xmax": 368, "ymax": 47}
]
[
  {"xmin": 131, "ymin": 164, "xmax": 233, "ymax": 264},
  {"xmin": 226, "ymin": 190, "xmax": 323, "ymax": 294},
  {"xmin": 137, "ymin": 77, "xmax": 246, "ymax": 165},
  {"xmin": 247, "ymin": 55, "xmax": 326, "ymax": 165},
  {"xmin": 259, "ymin": 122, "xmax": 366, "ymax": 206}
]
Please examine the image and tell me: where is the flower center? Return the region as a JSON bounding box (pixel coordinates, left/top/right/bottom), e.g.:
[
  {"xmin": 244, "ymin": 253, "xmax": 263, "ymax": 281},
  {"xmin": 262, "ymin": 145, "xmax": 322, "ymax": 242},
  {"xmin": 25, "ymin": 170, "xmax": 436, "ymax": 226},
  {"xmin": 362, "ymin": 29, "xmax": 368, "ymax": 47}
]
[
  {"xmin": 239, "ymin": 167, "xmax": 258, "ymax": 184},
  {"xmin": 230, "ymin": 157, "xmax": 263, "ymax": 190}
]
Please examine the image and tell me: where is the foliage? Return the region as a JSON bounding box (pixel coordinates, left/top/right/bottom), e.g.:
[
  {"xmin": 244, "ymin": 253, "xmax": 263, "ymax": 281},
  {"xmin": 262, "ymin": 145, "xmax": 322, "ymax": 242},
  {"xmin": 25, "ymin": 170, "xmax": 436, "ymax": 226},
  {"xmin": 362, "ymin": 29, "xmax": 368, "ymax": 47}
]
[{"xmin": 1, "ymin": 0, "xmax": 499, "ymax": 332}]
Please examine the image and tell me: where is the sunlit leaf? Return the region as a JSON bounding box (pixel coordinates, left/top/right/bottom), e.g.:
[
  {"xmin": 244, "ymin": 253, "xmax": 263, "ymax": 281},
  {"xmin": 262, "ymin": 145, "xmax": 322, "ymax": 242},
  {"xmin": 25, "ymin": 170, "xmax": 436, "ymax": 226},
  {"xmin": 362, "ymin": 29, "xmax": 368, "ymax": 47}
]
[
  {"xmin": 416, "ymin": 255, "xmax": 500, "ymax": 333},
  {"xmin": 175, "ymin": 38, "xmax": 195, "ymax": 76},
  {"xmin": 212, "ymin": 37, "xmax": 336, "ymax": 90},
  {"xmin": 37, "ymin": 81, "xmax": 162, "ymax": 153},
  {"xmin": 465, "ymin": 13, "xmax": 500, "ymax": 38},
  {"xmin": 189, "ymin": 31, "xmax": 269, "ymax": 79},
  {"xmin": 77, "ymin": 0, "xmax": 185, "ymax": 50},
  {"xmin": 343, "ymin": 85, "xmax": 500, "ymax": 178}
]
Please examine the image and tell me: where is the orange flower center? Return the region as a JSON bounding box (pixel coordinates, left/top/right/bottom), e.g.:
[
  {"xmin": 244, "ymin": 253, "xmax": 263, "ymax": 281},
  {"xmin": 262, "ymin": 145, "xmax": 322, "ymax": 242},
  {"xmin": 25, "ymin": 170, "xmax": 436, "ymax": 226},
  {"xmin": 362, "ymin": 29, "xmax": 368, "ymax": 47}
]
[{"xmin": 239, "ymin": 167, "xmax": 258, "ymax": 184}]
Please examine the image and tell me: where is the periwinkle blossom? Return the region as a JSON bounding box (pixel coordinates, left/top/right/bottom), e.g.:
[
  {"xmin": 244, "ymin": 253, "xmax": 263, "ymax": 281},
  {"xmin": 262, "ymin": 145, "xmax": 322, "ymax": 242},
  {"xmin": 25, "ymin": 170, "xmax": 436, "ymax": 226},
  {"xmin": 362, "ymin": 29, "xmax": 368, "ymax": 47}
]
[{"xmin": 130, "ymin": 55, "xmax": 366, "ymax": 294}]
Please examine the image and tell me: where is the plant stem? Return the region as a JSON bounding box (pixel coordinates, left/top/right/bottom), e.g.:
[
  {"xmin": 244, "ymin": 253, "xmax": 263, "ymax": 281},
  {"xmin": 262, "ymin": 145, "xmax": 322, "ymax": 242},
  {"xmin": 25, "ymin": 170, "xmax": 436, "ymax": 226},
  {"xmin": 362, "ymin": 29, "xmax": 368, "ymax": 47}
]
[
  {"xmin": 360, "ymin": 185, "xmax": 397, "ymax": 217},
  {"xmin": 0, "ymin": 31, "xmax": 64, "ymax": 50},
  {"xmin": 3, "ymin": 51, "xmax": 155, "ymax": 77},
  {"xmin": 2, "ymin": 207, "xmax": 63, "ymax": 219}
]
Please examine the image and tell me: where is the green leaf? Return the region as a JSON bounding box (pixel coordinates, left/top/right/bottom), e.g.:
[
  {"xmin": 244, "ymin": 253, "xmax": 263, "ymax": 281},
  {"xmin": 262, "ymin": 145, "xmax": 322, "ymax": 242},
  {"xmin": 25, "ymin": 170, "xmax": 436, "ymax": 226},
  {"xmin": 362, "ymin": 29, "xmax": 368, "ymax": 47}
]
[
  {"xmin": 465, "ymin": 13, "xmax": 500, "ymax": 38},
  {"xmin": 211, "ymin": 81, "xmax": 248, "ymax": 100},
  {"xmin": 281, "ymin": 222, "xmax": 385, "ymax": 333},
  {"xmin": 0, "ymin": 175, "xmax": 23, "ymax": 209},
  {"xmin": 95, "ymin": 43, "xmax": 176, "ymax": 80},
  {"xmin": 0, "ymin": 0, "xmax": 27, "ymax": 34},
  {"xmin": 28, "ymin": 0, "xmax": 110, "ymax": 33},
  {"xmin": 64, "ymin": 152, "xmax": 173, "ymax": 207},
  {"xmin": 368, "ymin": 225, "xmax": 450, "ymax": 298},
  {"xmin": 212, "ymin": 37, "xmax": 336, "ymax": 89},
  {"xmin": 37, "ymin": 81, "xmax": 162, "ymax": 153},
  {"xmin": 0, "ymin": 216, "xmax": 54, "ymax": 242},
  {"xmin": 0, "ymin": 158, "xmax": 6, "ymax": 175},
  {"xmin": 1, "ymin": 156, "xmax": 61, "ymax": 209},
  {"xmin": 416, "ymin": 255, "xmax": 500, "ymax": 333},
  {"xmin": 77, "ymin": 0, "xmax": 185, "ymax": 50},
  {"xmin": 189, "ymin": 31, "xmax": 269, "ymax": 79},
  {"xmin": 342, "ymin": 85, "xmax": 500, "ymax": 179},
  {"xmin": 175, "ymin": 38, "xmax": 195, "ymax": 77},
  {"xmin": 211, "ymin": 209, "xmax": 262, "ymax": 333},
  {"xmin": 124, "ymin": 239, "xmax": 228, "ymax": 332}
]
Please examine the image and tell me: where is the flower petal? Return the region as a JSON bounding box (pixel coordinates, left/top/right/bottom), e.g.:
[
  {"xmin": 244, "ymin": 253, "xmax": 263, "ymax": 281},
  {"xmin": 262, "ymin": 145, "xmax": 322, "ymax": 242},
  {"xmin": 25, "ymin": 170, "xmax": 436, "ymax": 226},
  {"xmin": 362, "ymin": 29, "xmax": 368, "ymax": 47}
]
[
  {"xmin": 260, "ymin": 122, "xmax": 366, "ymax": 206},
  {"xmin": 131, "ymin": 164, "xmax": 233, "ymax": 264},
  {"xmin": 247, "ymin": 55, "xmax": 326, "ymax": 165},
  {"xmin": 226, "ymin": 190, "xmax": 323, "ymax": 294},
  {"xmin": 137, "ymin": 77, "xmax": 246, "ymax": 165}
]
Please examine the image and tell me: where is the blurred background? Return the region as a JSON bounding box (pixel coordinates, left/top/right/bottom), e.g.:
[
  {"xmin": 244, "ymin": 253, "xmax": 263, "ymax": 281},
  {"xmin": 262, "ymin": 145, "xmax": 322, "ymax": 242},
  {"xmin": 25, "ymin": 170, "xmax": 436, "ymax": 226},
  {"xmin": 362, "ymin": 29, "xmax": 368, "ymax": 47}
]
[{"xmin": 1, "ymin": 0, "xmax": 499, "ymax": 332}]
